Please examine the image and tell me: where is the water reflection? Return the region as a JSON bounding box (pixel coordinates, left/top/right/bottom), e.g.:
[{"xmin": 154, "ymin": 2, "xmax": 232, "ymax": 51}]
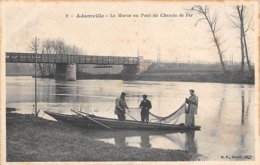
[
  {"xmin": 89, "ymin": 129, "xmax": 198, "ymax": 151},
  {"xmin": 140, "ymin": 134, "xmax": 151, "ymax": 148},
  {"xmin": 185, "ymin": 131, "xmax": 197, "ymax": 154},
  {"xmin": 55, "ymin": 82, "xmax": 78, "ymax": 103},
  {"xmin": 217, "ymin": 84, "xmax": 227, "ymax": 122},
  {"xmin": 240, "ymin": 84, "xmax": 251, "ymax": 126},
  {"xmin": 241, "ymin": 85, "xmax": 245, "ymax": 125},
  {"xmin": 232, "ymin": 84, "xmax": 254, "ymax": 159},
  {"xmin": 114, "ymin": 136, "xmax": 127, "ymax": 146},
  {"xmin": 55, "ymin": 84, "xmax": 73, "ymax": 102}
]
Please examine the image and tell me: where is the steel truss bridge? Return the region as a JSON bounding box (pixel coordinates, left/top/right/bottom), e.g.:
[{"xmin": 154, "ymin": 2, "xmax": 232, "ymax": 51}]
[{"xmin": 5, "ymin": 52, "xmax": 139, "ymax": 65}]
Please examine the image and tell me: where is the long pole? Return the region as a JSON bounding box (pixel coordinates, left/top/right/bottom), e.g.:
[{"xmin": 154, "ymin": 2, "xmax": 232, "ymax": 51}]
[
  {"xmin": 124, "ymin": 111, "xmax": 138, "ymax": 121},
  {"xmin": 35, "ymin": 37, "xmax": 38, "ymax": 117},
  {"xmin": 71, "ymin": 110, "xmax": 113, "ymax": 130}
]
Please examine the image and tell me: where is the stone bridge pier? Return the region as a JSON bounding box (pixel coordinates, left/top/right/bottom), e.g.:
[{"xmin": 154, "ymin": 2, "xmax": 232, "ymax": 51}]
[
  {"xmin": 122, "ymin": 56, "xmax": 152, "ymax": 80},
  {"xmin": 122, "ymin": 64, "xmax": 138, "ymax": 80},
  {"xmin": 56, "ymin": 63, "xmax": 76, "ymax": 81},
  {"xmin": 137, "ymin": 56, "xmax": 152, "ymax": 74}
]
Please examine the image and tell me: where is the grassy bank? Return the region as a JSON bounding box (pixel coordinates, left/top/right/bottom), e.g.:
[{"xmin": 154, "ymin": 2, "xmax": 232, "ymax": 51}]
[
  {"xmin": 139, "ymin": 63, "xmax": 254, "ymax": 84},
  {"xmin": 76, "ymin": 70, "xmax": 254, "ymax": 84},
  {"xmin": 138, "ymin": 71, "xmax": 254, "ymax": 84},
  {"xmin": 6, "ymin": 113, "xmax": 201, "ymax": 162}
]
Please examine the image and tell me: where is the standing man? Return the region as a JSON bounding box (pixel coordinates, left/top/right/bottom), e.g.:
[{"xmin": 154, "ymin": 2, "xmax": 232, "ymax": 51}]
[
  {"xmin": 114, "ymin": 92, "xmax": 129, "ymax": 121},
  {"xmin": 139, "ymin": 94, "xmax": 152, "ymax": 123},
  {"xmin": 185, "ymin": 89, "xmax": 198, "ymax": 127}
]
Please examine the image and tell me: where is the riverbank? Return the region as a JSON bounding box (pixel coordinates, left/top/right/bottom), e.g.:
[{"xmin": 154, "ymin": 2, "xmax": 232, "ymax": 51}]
[
  {"xmin": 76, "ymin": 70, "xmax": 254, "ymax": 84},
  {"xmin": 6, "ymin": 112, "xmax": 202, "ymax": 162},
  {"xmin": 137, "ymin": 70, "xmax": 254, "ymax": 84}
]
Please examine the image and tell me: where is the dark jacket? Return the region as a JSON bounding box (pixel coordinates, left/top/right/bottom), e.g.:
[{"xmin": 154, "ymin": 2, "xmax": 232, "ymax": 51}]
[{"xmin": 139, "ymin": 99, "xmax": 152, "ymax": 112}]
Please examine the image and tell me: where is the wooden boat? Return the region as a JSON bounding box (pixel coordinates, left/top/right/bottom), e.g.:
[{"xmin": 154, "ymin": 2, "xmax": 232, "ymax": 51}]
[{"xmin": 44, "ymin": 110, "xmax": 201, "ymax": 131}]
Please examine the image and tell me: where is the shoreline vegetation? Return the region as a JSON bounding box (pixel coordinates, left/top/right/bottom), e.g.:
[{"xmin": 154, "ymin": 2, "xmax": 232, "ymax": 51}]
[
  {"xmin": 7, "ymin": 63, "xmax": 254, "ymax": 84},
  {"xmin": 77, "ymin": 70, "xmax": 254, "ymax": 84},
  {"xmin": 77, "ymin": 63, "xmax": 255, "ymax": 84},
  {"xmin": 6, "ymin": 112, "xmax": 203, "ymax": 161}
]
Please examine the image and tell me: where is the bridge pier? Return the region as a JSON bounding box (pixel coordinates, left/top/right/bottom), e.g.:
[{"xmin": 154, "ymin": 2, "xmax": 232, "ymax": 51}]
[
  {"xmin": 122, "ymin": 65, "xmax": 138, "ymax": 80},
  {"xmin": 56, "ymin": 63, "xmax": 76, "ymax": 81},
  {"xmin": 122, "ymin": 56, "xmax": 152, "ymax": 80},
  {"xmin": 137, "ymin": 56, "xmax": 152, "ymax": 74}
]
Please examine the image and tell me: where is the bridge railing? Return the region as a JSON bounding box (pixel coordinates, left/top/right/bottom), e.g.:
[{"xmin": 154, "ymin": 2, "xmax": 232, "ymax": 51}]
[{"xmin": 6, "ymin": 52, "xmax": 139, "ymax": 65}]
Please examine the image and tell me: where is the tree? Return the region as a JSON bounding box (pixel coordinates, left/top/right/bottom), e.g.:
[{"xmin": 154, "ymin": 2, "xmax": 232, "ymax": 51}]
[
  {"xmin": 189, "ymin": 5, "xmax": 227, "ymax": 73},
  {"xmin": 229, "ymin": 5, "xmax": 254, "ymax": 76},
  {"xmin": 41, "ymin": 39, "xmax": 56, "ymax": 77},
  {"xmin": 36, "ymin": 38, "xmax": 84, "ymax": 77},
  {"xmin": 69, "ymin": 45, "xmax": 84, "ymax": 75},
  {"xmin": 29, "ymin": 38, "xmax": 45, "ymax": 77}
]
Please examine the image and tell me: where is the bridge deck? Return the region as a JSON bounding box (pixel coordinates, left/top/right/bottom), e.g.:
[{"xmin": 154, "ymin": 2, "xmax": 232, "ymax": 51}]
[{"xmin": 6, "ymin": 52, "xmax": 139, "ymax": 65}]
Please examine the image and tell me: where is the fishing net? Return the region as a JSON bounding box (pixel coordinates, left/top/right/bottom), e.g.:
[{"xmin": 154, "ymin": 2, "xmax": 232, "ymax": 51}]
[{"xmin": 149, "ymin": 102, "xmax": 187, "ymax": 124}]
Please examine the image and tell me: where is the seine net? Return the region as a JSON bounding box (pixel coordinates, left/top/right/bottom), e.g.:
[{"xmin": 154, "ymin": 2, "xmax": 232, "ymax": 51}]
[{"xmin": 149, "ymin": 102, "xmax": 187, "ymax": 124}]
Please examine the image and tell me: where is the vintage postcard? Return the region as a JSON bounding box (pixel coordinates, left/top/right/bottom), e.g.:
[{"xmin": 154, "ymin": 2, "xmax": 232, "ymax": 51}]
[{"xmin": 1, "ymin": 0, "xmax": 259, "ymax": 165}]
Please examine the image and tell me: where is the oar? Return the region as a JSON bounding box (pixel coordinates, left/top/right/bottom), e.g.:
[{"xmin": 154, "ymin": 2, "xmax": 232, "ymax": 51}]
[
  {"xmin": 123, "ymin": 109, "xmax": 138, "ymax": 121},
  {"xmin": 77, "ymin": 111, "xmax": 89, "ymax": 116},
  {"xmin": 71, "ymin": 109, "xmax": 113, "ymax": 130}
]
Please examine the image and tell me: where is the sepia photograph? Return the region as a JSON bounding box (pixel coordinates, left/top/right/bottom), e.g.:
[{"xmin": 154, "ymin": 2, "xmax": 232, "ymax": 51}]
[{"xmin": 1, "ymin": 0, "xmax": 259, "ymax": 164}]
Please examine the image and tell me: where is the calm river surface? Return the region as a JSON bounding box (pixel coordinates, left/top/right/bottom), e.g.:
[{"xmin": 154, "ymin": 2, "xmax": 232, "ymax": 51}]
[{"xmin": 6, "ymin": 76, "xmax": 255, "ymax": 160}]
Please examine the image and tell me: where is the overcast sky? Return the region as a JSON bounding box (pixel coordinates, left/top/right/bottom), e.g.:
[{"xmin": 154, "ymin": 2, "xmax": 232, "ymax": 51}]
[{"xmin": 2, "ymin": 1, "xmax": 258, "ymax": 64}]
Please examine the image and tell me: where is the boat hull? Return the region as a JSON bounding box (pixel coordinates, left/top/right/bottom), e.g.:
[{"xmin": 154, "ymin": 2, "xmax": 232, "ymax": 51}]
[{"xmin": 44, "ymin": 111, "xmax": 201, "ymax": 131}]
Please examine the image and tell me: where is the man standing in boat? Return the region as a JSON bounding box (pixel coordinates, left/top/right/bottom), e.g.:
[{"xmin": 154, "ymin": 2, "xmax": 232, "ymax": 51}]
[
  {"xmin": 139, "ymin": 94, "xmax": 152, "ymax": 123},
  {"xmin": 114, "ymin": 92, "xmax": 129, "ymax": 121},
  {"xmin": 185, "ymin": 89, "xmax": 198, "ymax": 127}
]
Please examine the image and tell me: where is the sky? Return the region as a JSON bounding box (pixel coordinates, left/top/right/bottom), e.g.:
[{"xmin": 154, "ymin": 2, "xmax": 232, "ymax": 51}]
[{"xmin": 1, "ymin": 1, "xmax": 258, "ymax": 64}]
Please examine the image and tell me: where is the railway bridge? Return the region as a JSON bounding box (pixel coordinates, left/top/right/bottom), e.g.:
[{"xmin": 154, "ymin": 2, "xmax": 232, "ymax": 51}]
[{"xmin": 5, "ymin": 52, "xmax": 151, "ymax": 80}]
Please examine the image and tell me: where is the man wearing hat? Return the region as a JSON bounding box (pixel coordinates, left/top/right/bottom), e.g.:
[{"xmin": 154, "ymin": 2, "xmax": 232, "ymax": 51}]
[
  {"xmin": 114, "ymin": 92, "xmax": 129, "ymax": 121},
  {"xmin": 185, "ymin": 89, "xmax": 198, "ymax": 127},
  {"xmin": 139, "ymin": 94, "xmax": 152, "ymax": 123}
]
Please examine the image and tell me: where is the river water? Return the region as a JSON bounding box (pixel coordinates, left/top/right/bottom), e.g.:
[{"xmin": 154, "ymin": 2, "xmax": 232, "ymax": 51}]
[{"xmin": 6, "ymin": 76, "xmax": 255, "ymax": 160}]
